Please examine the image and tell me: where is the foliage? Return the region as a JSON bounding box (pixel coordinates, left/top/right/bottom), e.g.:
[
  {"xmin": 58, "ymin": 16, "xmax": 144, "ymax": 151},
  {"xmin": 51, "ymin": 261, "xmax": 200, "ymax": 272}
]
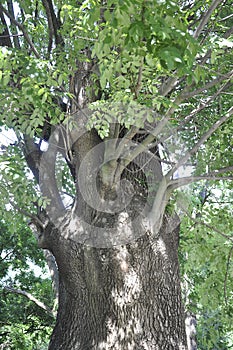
[
  {"xmin": 0, "ymin": 0, "xmax": 232, "ymax": 348},
  {"xmin": 179, "ymin": 182, "xmax": 233, "ymax": 348},
  {"xmin": 0, "ymin": 216, "xmax": 54, "ymax": 349}
]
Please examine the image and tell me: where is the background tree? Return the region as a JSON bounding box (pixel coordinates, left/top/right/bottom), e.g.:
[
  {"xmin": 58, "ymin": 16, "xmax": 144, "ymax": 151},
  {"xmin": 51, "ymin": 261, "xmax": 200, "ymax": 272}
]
[
  {"xmin": 0, "ymin": 211, "xmax": 55, "ymax": 349},
  {"xmin": 0, "ymin": 0, "xmax": 232, "ymax": 349}
]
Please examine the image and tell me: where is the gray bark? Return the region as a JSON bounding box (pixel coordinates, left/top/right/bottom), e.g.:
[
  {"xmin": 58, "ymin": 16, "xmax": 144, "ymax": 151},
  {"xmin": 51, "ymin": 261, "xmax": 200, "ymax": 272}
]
[
  {"xmin": 185, "ymin": 314, "xmax": 197, "ymax": 350},
  {"xmin": 41, "ymin": 212, "xmax": 187, "ymax": 350}
]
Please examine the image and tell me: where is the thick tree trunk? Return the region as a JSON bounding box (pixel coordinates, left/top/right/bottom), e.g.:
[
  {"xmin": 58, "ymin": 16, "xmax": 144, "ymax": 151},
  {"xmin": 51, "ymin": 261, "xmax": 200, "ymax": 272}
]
[
  {"xmin": 33, "ymin": 56, "xmax": 188, "ymax": 349},
  {"xmin": 43, "ymin": 212, "xmax": 187, "ymax": 350}
]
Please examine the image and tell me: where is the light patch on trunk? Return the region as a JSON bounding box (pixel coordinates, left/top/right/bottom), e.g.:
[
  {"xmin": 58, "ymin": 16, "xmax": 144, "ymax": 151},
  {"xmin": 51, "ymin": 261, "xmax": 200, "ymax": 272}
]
[
  {"xmin": 61, "ymin": 213, "xmax": 85, "ymax": 241},
  {"xmin": 97, "ymin": 317, "xmax": 142, "ymax": 349},
  {"xmin": 111, "ymin": 248, "xmax": 141, "ymax": 306},
  {"xmin": 116, "ymin": 212, "xmax": 134, "ymax": 243},
  {"xmin": 151, "ymin": 237, "xmax": 167, "ymax": 259}
]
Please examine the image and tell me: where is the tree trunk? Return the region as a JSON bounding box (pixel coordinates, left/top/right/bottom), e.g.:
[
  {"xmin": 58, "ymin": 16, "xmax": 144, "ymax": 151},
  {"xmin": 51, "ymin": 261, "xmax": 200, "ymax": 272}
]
[
  {"xmin": 34, "ymin": 58, "xmax": 188, "ymax": 349},
  {"xmin": 42, "ymin": 211, "xmax": 187, "ymax": 350}
]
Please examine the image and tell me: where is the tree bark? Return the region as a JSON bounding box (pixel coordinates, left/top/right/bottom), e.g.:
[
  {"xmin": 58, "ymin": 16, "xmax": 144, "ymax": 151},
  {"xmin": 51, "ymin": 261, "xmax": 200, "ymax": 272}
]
[
  {"xmin": 29, "ymin": 53, "xmax": 188, "ymax": 349},
  {"xmin": 42, "ymin": 212, "xmax": 187, "ymax": 350}
]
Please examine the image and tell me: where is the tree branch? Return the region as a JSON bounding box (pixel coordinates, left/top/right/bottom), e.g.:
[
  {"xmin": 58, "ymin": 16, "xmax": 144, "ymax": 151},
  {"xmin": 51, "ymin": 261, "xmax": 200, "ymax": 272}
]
[
  {"xmin": 134, "ymin": 64, "xmax": 143, "ymax": 98},
  {"xmin": 182, "ymin": 70, "xmax": 233, "ymax": 100},
  {"xmin": 114, "ymin": 73, "xmax": 231, "ymax": 179},
  {"xmin": 158, "ymin": 76, "xmax": 179, "ymax": 97},
  {"xmin": 157, "ymin": 1, "xmax": 226, "ymax": 98},
  {"xmin": 196, "ymin": 25, "xmax": 233, "ymax": 67},
  {"xmin": 166, "ymin": 106, "xmax": 233, "ymax": 179},
  {"xmin": 39, "ymin": 128, "xmax": 66, "ymax": 215},
  {"xmin": 0, "ymin": 8, "xmax": 12, "ymax": 47},
  {"xmin": 7, "ymin": 0, "xmax": 20, "ymax": 48},
  {"xmin": 170, "ymin": 166, "xmax": 233, "ymax": 189},
  {"xmin": 169, "ymin": 174, "xmax": 233, "ymax": 190},
  {"xmin": 0, "ymin": 4, "xmax": 40, "ymax": 57},
  {"xmin": 177, "ymin": 80, "xmax": 232, "ymax": 131},
  {"xmin": 23, "ymin": 134, "xmax": 42, "ymax": 184},
  {"xmin": 4, "ymin": 286, "xmax": 55, "ymax": 317},
  {"xmin": 193, "ymin": 0, "xmax": 223, "ymax": 38},
  {"xmin": 43, "ymin": 250, "xmax": 59, "ymax": 301},
  {"xmin": 180, "ymin": 205, "xmax": 233, "ymax": 243},
  {"xmin": 42, "ymin": 0, "xmax": 54, "ymax": 55},
  {"xmin": 224, "ymin": 245, "xmax": 233, "ymax": 306},
  {"xmin": 42, "ymin": 0, "xmax": 64, "ymax": 47},
  {"xmin": 8, "ymin": 199, "xmax": 45, "ymax": 229}
]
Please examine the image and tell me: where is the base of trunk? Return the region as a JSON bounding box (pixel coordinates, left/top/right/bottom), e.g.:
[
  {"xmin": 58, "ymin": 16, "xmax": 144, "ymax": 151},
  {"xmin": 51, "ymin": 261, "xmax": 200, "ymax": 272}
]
[{"xmin": 47, "ymin": 214, "xmax": 187, "ymax": 350}]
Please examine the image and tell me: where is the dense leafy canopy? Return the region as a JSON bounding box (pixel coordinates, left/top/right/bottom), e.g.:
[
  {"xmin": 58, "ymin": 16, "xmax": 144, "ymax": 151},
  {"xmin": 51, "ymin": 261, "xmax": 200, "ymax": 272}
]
[
  {"xmin": 0, "ymin": 0, "xmax": 232, "ymax": 348},
  {"xmin": 0, "ymin": 213, "xmax": 54, "ymax": 348}
]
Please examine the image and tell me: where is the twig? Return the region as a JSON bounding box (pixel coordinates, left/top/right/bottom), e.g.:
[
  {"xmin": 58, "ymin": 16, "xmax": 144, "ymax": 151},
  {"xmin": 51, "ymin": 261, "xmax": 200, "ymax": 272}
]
[{"xmin": 220, "ymin": 14, "xmax": 233, "ymax": 22}]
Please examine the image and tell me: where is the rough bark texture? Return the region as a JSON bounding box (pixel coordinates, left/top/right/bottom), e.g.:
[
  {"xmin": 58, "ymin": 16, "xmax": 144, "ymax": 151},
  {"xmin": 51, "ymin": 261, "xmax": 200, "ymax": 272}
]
[
  {"xmin": 185, "ymin": 314, "xmax": 197, "ymax": 350},
  {"xmin": 22, "ymin": 54, "xmax": 188, "ymax": 350},
  {"xmin": 39, "ymin": 212, "xmax": 187, "ymax": 350}
]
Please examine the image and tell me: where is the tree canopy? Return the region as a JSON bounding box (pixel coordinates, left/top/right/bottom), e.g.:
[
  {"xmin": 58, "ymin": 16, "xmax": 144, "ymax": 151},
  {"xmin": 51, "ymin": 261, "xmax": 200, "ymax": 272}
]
[{"xmin": 0, "ymin": 0, "xmax": 233, "ymax": 349}]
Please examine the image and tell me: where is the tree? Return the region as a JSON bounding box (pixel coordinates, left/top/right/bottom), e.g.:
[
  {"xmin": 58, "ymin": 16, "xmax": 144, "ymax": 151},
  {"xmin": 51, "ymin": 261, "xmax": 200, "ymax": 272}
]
[
  {"xmin": 0, "ymin": 0, "xmax": 232, "ymax": 349},
  {"xmin": 0, "ymin": 214, "xmax": 55, "ymax": 349}
]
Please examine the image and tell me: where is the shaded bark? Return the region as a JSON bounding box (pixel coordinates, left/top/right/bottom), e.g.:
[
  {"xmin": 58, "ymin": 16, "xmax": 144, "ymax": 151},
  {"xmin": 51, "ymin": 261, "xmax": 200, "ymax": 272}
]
[
  {"xmin": 0, "ymin": 10, "xmax": 12, "ymax": 47},
  {"xmin": 185, "ymin": 314, "xmax": 197, "ymax": 350},
  {"xmin": 40, "ymin": 210, "xmax": 187, "ymax": 350},
  {"xmin": 28, "ymin": 51, "xmax": 188, "ymax": 348}
]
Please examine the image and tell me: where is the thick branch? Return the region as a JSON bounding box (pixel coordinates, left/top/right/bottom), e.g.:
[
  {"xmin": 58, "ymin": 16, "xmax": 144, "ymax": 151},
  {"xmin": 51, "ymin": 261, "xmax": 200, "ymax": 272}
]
[
  {"xmin": 4, "ymin": 286, "xmax": 55, "ymax": 317},
  {"xmin": 0, "ymin": 9, "xmax": 12, "ymax": 47},
  {"xmin": 7, "ymin": 0, "xmax": 20, "ymax": 48},
  {"xmin": 42, "ymin": 0, "xmax": 54, "ymax": 54},
  {"xmin": 42, "ymin": 0, "xmax": 63, "ymax": 47},
  {"xmin": 23, "ymin": 134, "xmax": 42, "ymax": 184},
  {"xmin": 158, "ymin": 76, "xmax": 179, "ymax": 97},
  {"xmin": 119, "ymin": 114, "xmax": 168, "ymax": 171},
  {"xmin": 39, "ymin": 128, "xmax": 65, "ymax": 215},
  {"xmin": 0, "ymin": 4, "xmax": 40, "ymax": 57},
  {"xmin": 43, "ymin": 250, "xmax": 59, "ymax": 300},
  {"xmin": 169, "ymin": 174, "xmax": 233, "ymax": 190},
  {"xmin": 23, "ymin": 133, "xmax": 65, "ymax": 219},
  {"xmin": 169, "ymin": 166, "xmax": 233, "ymax": 190}
]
